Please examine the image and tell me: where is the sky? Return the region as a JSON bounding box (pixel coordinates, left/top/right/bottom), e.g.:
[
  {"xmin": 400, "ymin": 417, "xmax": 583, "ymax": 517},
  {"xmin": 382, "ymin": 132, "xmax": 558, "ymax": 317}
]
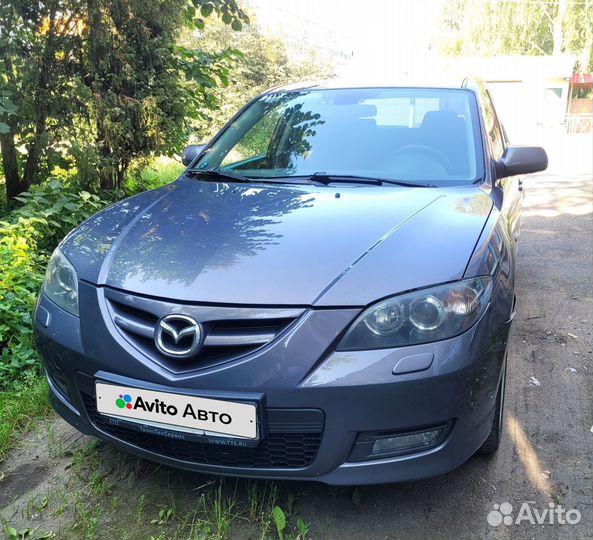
[{"xmin": 247, "ymin": 0, "xmax": 448, "ymax": 79}]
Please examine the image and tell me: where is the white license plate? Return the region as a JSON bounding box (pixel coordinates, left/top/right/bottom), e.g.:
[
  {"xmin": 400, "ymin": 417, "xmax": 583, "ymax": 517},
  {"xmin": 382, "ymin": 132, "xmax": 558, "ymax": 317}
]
[{"xmin": 95, "ymin": 383, "xmax": 257, "ymax": 439}]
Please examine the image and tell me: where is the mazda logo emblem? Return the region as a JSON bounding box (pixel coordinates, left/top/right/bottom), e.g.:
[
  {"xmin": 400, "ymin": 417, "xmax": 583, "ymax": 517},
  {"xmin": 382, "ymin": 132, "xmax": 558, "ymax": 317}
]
[{"xmin": 154, "ymin": 314, "xmax": 202, "ymax": 358}]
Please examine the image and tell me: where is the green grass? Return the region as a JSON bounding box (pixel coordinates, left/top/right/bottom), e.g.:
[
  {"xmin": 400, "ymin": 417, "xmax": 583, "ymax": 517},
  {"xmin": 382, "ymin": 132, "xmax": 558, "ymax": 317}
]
[
  {"xmin": 0, "ymin": 375, "xmax": 51, "ymax": 461},
  {"xmin": 1, "ymin": 443, "xmax": 314, "ymax": 540}
]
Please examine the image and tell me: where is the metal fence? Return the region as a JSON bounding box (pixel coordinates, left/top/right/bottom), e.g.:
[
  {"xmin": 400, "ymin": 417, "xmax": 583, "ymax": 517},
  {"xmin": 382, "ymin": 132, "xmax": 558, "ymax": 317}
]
[{"xmin": 565, "ymin": 113, "xmax": 593, "ymax": 134}]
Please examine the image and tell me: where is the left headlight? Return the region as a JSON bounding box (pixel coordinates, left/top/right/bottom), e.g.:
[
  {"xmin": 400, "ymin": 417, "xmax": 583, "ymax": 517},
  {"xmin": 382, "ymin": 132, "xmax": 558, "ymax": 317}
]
[
  {"xmin": 43, "ymin": 247, "xmax": 79, "ymax": 316},
  {"xmin": 337, "ymin": 276, "xmax": 492, "ymax": 351}
]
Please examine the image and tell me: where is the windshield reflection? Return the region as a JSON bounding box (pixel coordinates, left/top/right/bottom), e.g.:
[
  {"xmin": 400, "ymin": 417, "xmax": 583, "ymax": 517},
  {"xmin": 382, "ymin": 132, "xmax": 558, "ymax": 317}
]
[
  {"xmin": 106, "ymin": 181, "xmax": 315, "ymax": 287},
  {"xmin": 195, "ymin": 88, "xmax": 483, "ymax": 185}
]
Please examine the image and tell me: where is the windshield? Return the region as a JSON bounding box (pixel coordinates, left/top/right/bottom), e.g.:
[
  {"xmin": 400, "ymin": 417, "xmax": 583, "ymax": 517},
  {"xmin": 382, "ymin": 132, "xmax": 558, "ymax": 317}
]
[{"xmin": 193, "ymin": 88, "xmax": 483, "ymax": 186}]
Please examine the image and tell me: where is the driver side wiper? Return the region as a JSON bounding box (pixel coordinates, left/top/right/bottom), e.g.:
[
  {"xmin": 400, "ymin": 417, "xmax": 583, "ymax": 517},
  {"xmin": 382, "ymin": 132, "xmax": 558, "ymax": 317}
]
[
  {"xmin": 309, "ymin": 172, "xmax": 436, "ymax": 188},
  {"xmin": 185, "ymin": 168, "xmax": 252, "ymax": 183}
]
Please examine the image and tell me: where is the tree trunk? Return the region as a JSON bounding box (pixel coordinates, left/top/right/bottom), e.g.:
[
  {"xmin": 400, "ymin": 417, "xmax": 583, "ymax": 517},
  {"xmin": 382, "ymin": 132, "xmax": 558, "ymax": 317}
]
[
  {"xmin": 99, "ymin": 162, "xmax": 115, "ymax": 191},
  {"xmin": 552, "ymin": 0, "xmax": 567, "ymax": 56},
  {"xmin": 22, "ymin": 98, "xmax": 49, "ymax": 186},
  {"xmin": 1, "ymin": 131, "xmax": 28, "ymax": 203},
  {"xmin": 87, "ymin": 0, "xmax": 115, "ymax": 191},
  {"xmin": 22, "ymin": 6, "xmax": 57, "ymax": 186},
  {"xmin": 579, "ymin": 34, "xmax": 592, "ymax": 72},
  {"xmin": 0, "ymin": 14, "xmax": 28, "ymax": 203}
]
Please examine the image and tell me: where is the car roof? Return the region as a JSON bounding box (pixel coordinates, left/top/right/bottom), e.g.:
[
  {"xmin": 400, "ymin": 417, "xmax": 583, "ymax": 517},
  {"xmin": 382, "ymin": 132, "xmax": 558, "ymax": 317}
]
[{"xmin": 265, "ymin": 77, "xmax": 480, "ymax": 94}]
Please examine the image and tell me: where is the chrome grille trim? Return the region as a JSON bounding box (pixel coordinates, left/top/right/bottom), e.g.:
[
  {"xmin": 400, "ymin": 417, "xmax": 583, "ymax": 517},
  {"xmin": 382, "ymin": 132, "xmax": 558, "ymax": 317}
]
[
  {"xmin": 204, "ymin": 329, "xmax": 277, "ymax": 347},
  {"xmin": 113, "ymin": 313, "xmax": 153, "ymax": 339},
  {"xmin": 102, "ymin": 287, "xmax": 305, "ymax": 372},
  {"xmin": 113, "ymin": 312, "xmax": 277, "ymax": 346}
]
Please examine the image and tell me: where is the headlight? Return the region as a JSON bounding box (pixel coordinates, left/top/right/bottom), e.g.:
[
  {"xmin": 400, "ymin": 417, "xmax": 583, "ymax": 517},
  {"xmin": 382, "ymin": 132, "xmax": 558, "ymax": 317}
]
[
  {"xmin": 337, "ymin": 277, "xmax": 492, "ymax": 351},
  {"xmin": 43, "ymin": 247, "xmax": 79, "ymax": 316}
]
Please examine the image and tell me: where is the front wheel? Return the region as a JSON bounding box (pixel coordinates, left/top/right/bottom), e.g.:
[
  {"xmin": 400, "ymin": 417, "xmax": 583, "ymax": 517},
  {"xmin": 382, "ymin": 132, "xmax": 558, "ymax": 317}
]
[{"xmin": 478, "ymin": 356, "xmax": 507, "ymax": 455}]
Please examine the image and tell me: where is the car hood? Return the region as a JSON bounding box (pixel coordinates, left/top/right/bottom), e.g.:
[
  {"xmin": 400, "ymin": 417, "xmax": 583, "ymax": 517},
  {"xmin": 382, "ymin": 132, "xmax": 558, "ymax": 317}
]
[{"xmin": 61, "ymin": 179, "xmax": 492, "ymax": 306}]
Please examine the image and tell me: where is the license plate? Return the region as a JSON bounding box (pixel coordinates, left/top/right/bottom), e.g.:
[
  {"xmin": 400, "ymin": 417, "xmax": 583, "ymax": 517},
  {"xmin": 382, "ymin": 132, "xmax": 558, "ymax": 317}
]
[{"xmin": 95, "ymin": 383, "xmax": 257, "ymax": 439}]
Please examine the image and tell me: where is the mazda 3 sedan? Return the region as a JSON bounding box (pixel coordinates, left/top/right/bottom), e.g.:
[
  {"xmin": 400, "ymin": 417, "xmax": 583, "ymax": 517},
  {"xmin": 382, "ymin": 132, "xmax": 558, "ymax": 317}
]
[{"xmin": 35, "ymin": 80, "xmax": 548, "ymax": 484}]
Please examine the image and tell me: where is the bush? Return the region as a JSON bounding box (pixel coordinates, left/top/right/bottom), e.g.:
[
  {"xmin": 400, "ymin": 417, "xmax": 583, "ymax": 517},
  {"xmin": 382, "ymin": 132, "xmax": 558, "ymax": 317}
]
[
  {"xmin": 0, "ymin": 181, "xmax": 108, "ymax": 386},
  {"xmin": 0, "ymin": 220, "xmax": 44, "ymax": 378},
  {"xmin": 0, "ymin": 164, "xmax": 177, "ymax": 458},
  {"xmin": 125, "ymin": 156, "xmax": 185, "ymax": 194}
]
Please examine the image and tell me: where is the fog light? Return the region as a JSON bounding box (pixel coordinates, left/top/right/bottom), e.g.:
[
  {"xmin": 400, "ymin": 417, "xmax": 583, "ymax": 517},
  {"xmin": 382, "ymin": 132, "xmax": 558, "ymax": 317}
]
[
  {"xmin": 44, "ymin": 359, "xmax": 72, "ymax": 403},
  {"xmin": 348, "ymin": 423, "xmax": 451, "ymax": 461},
  {"xmin": 372, "ymin": 428, "xmax": 443, "ymax": 455}
]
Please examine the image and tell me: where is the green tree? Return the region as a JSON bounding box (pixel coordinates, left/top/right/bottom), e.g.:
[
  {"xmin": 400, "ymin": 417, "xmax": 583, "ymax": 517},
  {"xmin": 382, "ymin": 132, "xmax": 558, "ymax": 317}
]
[
  {"xmin": 0, "ymin": 0, "xmax": 86, "ymax": 200},
  {"xmin": 441, "ymin": 0, "xmax": 593, "ymax": 71},
  {"xmin": 181, "ymin": 16, "xmax": 336, "ymax": 141},
  {"xmin": 0, "ymin": 0, "xmax": 248, "ymax": 201}
]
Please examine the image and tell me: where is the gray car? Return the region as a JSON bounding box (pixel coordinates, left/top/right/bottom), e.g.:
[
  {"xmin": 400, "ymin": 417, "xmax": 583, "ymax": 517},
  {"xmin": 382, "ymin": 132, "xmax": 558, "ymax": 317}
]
[{"xmin": 35, "ymin": 80, "xmax": 548, "ymax": 485}]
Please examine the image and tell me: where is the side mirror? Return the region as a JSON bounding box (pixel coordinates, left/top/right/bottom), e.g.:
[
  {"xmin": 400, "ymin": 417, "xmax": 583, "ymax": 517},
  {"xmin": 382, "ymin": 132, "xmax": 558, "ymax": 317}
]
[
  {"xmin": 181, "ymin": 144, "xmax": 206, "ymax": 166},
  {"xmin": 495, "ymin": 146, "xmax": 548, "ymax": 179}
]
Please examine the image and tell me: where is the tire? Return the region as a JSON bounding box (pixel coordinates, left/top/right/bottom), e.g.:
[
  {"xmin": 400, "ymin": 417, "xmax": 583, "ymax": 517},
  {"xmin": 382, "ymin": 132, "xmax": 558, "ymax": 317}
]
[{"xmin": 478, "ymin": 356, "xmax": 507, "ymax": 455}]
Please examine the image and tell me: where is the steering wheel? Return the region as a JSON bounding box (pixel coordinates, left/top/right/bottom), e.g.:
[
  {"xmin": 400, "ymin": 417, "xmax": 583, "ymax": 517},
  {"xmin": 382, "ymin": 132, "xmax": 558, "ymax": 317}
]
[{"xmin": 391, "ymin": 144, "xmax": 452, "ymax": 172}]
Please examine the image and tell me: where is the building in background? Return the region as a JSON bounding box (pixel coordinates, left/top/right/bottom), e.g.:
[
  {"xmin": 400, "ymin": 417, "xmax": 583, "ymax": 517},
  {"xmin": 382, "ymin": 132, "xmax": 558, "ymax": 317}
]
[
  {"xmin": 445, "ymin": 55, "xmax": 581, "ymax": 141},
  {"xmin": 567, "ymin": 73, "xmax": 593, "ymax": 134}
]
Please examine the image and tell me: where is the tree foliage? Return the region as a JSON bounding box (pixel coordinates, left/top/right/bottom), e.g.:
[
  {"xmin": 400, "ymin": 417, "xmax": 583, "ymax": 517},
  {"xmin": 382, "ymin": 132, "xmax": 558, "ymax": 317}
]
[
  {"xmin": 0, "ymin": 180, "xmax": 107, "ymax": 384},
  {"xmin": 0, "ymin": 0, "xmax": 247, "ymax": 200},
  {"xmin": 182, "ymin": 16, "xmax": 336, "ymax": 141},
  {"xmin": 441, "ymin": 0, "xmax": 593, "ymax": 71}
]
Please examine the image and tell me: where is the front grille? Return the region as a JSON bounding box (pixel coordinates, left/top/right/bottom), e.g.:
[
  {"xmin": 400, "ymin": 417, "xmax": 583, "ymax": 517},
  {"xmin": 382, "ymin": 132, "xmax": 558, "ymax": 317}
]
[
  {"xmin": 103, "ymin": 288, "xmax": 305, "ymax": 372},
  {"xmin": 79, "ymin": 386, "xmax": 323, "ymax": 469}
]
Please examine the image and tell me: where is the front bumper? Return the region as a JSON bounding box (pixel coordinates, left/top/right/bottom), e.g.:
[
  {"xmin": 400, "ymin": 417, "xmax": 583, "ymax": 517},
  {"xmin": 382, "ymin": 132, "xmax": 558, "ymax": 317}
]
[{"xmin": 36, "ymin": 282, "xmax": 511, "ymax": 485}]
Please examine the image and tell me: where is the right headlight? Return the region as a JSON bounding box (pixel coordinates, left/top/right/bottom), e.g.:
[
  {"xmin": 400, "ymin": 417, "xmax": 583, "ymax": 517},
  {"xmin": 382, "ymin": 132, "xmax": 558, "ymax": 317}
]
[
  {"xmin": 43, "ymin": 247, "xmax": 79, "ymax": 316},
  {"xmin": 337, "ymin": 276, "xmax": 492, "ymax": 351}
]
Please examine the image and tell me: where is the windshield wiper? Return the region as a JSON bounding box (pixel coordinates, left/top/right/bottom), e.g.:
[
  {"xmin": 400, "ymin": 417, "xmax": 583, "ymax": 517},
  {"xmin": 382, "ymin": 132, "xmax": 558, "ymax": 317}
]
[
  {"xmin": 308, "ymin": 172, "xmax": 436, "ymax": 188},
  {"xmin": 186, "ymin": 169, "xmax": 436, "ymax": 188},
  {"xmin": 185, "ymin": 168, "xmax": 251, "ymax": 183}
]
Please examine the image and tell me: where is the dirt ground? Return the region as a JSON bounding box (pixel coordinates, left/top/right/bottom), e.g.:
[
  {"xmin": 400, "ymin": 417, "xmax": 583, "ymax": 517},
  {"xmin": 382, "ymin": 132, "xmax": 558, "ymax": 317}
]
[{"xmin": 1, "ymin": 173, "xmax": 592, "ymax": 540}]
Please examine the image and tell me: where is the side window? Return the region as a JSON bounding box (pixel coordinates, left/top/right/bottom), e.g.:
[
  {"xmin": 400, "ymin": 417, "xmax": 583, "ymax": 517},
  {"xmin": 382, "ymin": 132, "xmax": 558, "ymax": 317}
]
[
  {"xmin": 220, "ymin": 110, "xmax": 281, "ymax": 168},
  {"xmin": 483, "ymin": 92, "xmax": 505, "ymax": 160}
]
